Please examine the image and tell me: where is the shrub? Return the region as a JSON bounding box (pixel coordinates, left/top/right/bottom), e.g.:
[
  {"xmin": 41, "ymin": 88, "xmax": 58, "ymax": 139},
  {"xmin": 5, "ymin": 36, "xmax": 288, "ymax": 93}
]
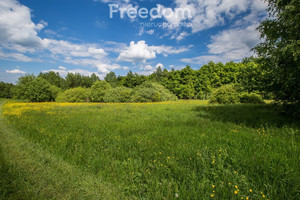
[
  {"xmin": 195, "ymin": 90, "xmax": 212, "ymax": 100},
  {"xmin": 49, "ymin": 85, "xmax": 62, "ymax": 101},
  {"xmin": 209, "ymin": 84, "xmax": 240, "ymax": 104},
  {"xmin": 240, "ymin": 93, "xmax": 265, "ymax": 104},
  {"xmin": 103, "ymin": 87, "xmax": 133, "ymax": 103},
  {"xmin": 56, "ymin": 87, "xmax": 90, "ymax": 102},
  {"xmin": 90, "ymin": 81, "xmax": 111, "ymax": 102},
  {"xmin": 131, "ymin": 82, "xmax": 177, "ymax": 102}
]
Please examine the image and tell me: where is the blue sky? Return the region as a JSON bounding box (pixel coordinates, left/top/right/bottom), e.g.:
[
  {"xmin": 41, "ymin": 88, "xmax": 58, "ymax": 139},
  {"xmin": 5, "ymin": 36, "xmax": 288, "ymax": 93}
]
[{"xmin": 0, "ymin": 0, "xmax": 267, "ymax": 83}]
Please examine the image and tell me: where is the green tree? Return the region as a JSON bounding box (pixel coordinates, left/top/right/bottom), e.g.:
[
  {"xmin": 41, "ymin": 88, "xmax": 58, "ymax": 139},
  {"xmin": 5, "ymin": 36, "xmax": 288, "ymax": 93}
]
[
  {"xmin": 49, "ymin": 85, "xmax": 62, "ymax": 101},
  {"xmin": 254, "ymin": 0, "xmax": 300, "ymax": 103},
  {"xmin": 12, "ymin": 74, "xmax": 36, "ymax": 100},
  {"xmin": 38, "ymin": 71, "xmax": 65, "ymax": 88},
  {"xmin": 91, "ymin": 73, "xmax": 100, "ymax": 83},
  {"xmin": 122, "ymin": 71, "xmax": 147, "ymax": 88},
  {"xmin": 12, "ymin": 75, "xmax": 52, "ymax": 102},
  {"xmin": 90, "ymin": 81, "xmax": 111, "ymax": 102},
  {"xmin": 0, "ymin": 82, "xmax": 14, "ymax": 99},
  {"xmin": 104, "ymin": 72, "xmax": 118, "ymax": 87},
  {"xmin": 26, "ymin": 77, "xmax": 52, "ymax": 102}
]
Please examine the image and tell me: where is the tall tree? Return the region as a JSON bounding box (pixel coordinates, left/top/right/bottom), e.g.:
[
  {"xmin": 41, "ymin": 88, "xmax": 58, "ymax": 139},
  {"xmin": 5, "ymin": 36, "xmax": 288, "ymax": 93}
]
[
  {"xmin": 254, "ymin": 0, "xmax": 300, "ymax": 103},
  {"xmin": 104, "ymin": 72, "xmax": 118, "ymax": 87},
  {"xmin": 38, "ymin": 71, "xmax": 65, "ymax": 88}
]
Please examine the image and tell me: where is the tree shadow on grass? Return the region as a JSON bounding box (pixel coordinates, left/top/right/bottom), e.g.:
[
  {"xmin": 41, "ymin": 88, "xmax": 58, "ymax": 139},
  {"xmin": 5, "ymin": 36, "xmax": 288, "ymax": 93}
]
[{"xmin": 194, "ymin": 104, "xmax": 300, "ymax": 129}]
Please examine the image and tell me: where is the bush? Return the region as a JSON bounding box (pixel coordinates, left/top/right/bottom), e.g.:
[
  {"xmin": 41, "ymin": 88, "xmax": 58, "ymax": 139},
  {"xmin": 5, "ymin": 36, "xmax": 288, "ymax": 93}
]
[
  {"xmin": 195, "ymin": 90, "xmax": 212, "ymax": 100},
  {"xmin": 49, "ymin": 85, "xmax": 62, "ymax": 101},
  {"xmin": 240, "ymin": 93, "xmax": 265, "ymax": 104},
  {"xmin": 103, "ymin": 87, "xmax": 133, "ymax": 103},
  {"xmin": 131, "ymin": 82, "xmax": 177, "ymax": 102},
  {"xmin": 56, "ymin": 87, "xmax": 90, "ymax": 102},
  {"xmin": 209, "ymin": 84, "xmax": 240, "ymax": 104},
  {"xmin": 90, "ymin": 81, "xmax": 111, "ymax": 102}
]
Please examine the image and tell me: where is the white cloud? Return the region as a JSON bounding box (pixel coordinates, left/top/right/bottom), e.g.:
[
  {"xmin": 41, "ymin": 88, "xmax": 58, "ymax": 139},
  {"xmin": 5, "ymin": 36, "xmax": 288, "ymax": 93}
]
[
  {"xmin": 118, "ymin": 40, "xmax": 189, "ymax": 63},
  {"xmin": 118, "ymin": 41, "xmax": 156, "ymax": 63},
  {"xmin": 138, "ymin": 63, "xmax": 164, "ymax": 75},
  {"xmin": 143, "ymin": 65, "xmax": 154, "ymax": 71},
  {"xmin": 45, "ymin": 39, "xmax": 107, "ymax": 59},
  {"xmin": 181, "ymin": 23, "xmax": 262, "ymax": 65},
  {"xmin": 0, "ymin": 49, "xmax": 34, "ymax": 62},
  {"xmin": 155, "ymin": 63, "xmax": 164, "ymax": 69},
  {"xmin": 0, "ymin": 0, "xmax": 48, "ymax": 52},
  {"xmin": 157, "ymin": 0, "xmax": 267, "ymax": 40},
  {"xmin": 58, "ymin": 66, "xmax": 66, "ymax": 70},
  {"xmin": 6, "ymin": 69, "xmax": 26, "ymax": 74},
  {"xmin": 175, "ymin": 32, "xmax": 190, "ymax": 41}
]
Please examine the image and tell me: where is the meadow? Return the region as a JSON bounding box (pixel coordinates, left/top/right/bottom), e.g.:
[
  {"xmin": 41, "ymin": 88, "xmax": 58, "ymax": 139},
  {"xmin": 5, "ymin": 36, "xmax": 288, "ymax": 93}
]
[{"xmin": 0, "ymin": 100, "xmax": 299, "ymax": 199}]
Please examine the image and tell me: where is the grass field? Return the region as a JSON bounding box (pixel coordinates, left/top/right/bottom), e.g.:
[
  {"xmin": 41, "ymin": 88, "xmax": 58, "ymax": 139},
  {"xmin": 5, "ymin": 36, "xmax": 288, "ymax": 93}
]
[{"xmin": 0, "ymin": 100, "xmax": 299, "ymax": 199}]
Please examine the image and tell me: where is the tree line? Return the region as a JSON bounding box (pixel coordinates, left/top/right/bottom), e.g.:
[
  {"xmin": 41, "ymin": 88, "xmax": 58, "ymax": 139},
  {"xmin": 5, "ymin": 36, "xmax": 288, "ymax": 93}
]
[{"xmin": 0, "ymin": 60, "xmax": 265, "ymax": 102}]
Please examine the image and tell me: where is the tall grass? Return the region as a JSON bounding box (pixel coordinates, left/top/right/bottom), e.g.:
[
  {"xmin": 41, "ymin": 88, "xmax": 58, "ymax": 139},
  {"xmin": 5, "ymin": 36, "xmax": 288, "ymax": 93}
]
[{"xmin": 1, "ymin": 100, "xmax": 299, "ymax": 199}]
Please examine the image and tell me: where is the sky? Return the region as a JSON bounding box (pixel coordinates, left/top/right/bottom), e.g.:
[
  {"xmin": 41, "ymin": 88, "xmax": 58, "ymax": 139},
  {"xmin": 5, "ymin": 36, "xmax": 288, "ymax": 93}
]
[{"xmin": 0, "ymin": 0, "xmax": 268, "ymax": 83}]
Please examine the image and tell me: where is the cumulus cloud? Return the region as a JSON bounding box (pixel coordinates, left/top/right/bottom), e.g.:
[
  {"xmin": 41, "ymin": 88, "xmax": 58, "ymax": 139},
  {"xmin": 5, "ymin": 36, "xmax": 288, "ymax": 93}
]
[
  {"xmin": 6, "ymin": 69, "xmax": 26, "ymax": 74},
  {"xmin": 118, "ymin": 41, "xmax": 156, "ymax": 63},
  {"xmin": 181, "ymin": 23, "xmax": 262, "ymax": 65},
  {"xmin": 118, "ymin": 41, "xmax": 189, "ymax": 63},
  {"xmin": 0, "ymin": 0, "xmax": 48, "ymax": 51}
]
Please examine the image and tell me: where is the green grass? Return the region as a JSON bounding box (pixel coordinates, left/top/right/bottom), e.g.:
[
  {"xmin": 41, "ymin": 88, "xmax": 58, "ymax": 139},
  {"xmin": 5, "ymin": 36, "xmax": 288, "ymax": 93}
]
[{"xmin": 0, "ymin": 100, "xmax": 299, "ymax": 199}]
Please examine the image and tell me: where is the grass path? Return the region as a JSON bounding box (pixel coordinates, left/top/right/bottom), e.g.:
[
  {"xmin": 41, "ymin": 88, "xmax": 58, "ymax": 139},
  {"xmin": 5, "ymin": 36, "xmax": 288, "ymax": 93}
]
[{"xmin": 0, "ymin": 100, "xmax": 126, "ymax": 200}]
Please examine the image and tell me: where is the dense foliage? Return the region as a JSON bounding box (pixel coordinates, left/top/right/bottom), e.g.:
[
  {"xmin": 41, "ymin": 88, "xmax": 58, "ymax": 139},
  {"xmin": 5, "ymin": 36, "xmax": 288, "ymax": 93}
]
[
  {"xmin": 2, "ymin": 60, "xmax": 267, "ymax": 103},
  {"xmin": 209, "ymin": 85, "xmax": 241, "ymax": 104},
  {"xmin": 56, "ymin": 87, "xmax": 91, "ymax": 103},
  {"xmin": 103, "ymin": 87, "xmax": 133, "ymax": 103},
  {"xmin": 131, "ymin": 82, "xmax": 178, "ymax": 102},
  {"xmin": 90, "ymin": 81, "xmax": 111, "ymax": 102},
  {"xmin": 240, "ymin": 93, "xmax": 265, "ymax": 104},
  {"xmin": 12, "ymin": 75, "xmax": 53, "ymax": 102},
  {"xmin": 254, "ymin": 0, "xmax": 300, "ymax": 104},
  {"xmin": 0, "ymin": 82, "xmax": 14, "ymax": 99}
]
